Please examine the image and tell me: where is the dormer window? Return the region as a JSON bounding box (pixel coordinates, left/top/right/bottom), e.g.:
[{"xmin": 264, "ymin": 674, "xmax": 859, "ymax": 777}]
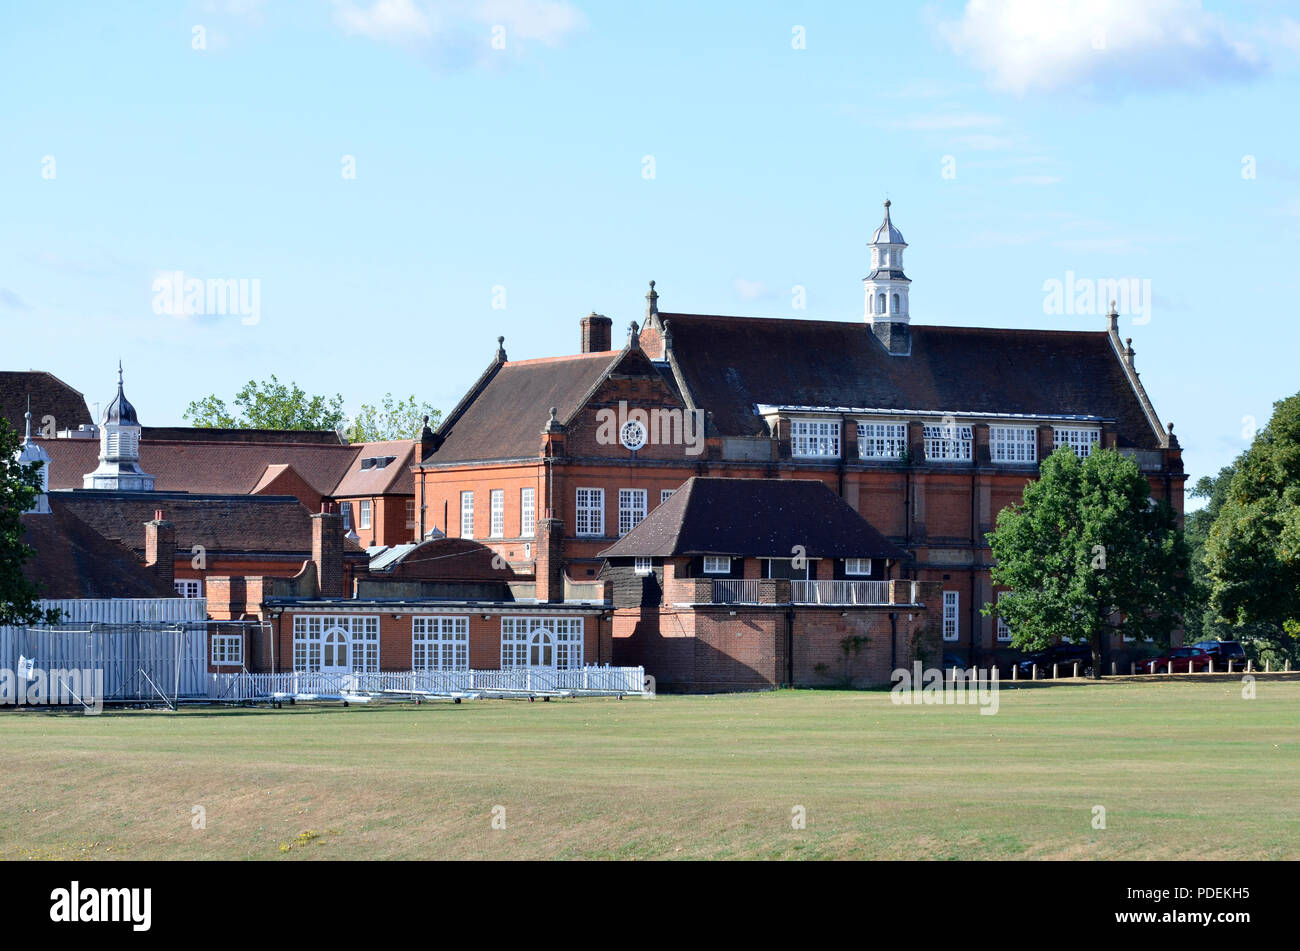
[
  {"xmin": 1054, "ymin": 427, "xmax": 1101, "ymax": 458},
  {"xmin": 790, "ymin": 419, "xmax": 840, "ymax": 459},
  {"xmin": 923, "ymin": 423, "xmax": 973, "ymax": 462}
]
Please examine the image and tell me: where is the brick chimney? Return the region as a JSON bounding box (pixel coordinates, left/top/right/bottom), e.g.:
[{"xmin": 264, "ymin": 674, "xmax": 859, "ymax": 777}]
[
  {"xmin": 144, "ymin": 509, "xmax": 176, "ymax": 588},
  {"xmin": 580, "ymin": 312, "xmax": 612, "ymax": 353},
  {"xmin": 535, "ymin": 517, "xmax": 565, "ymax": 602},
  {"xmin": 311, "ymin": 503, "xmax": 345, "ymax": 598}
]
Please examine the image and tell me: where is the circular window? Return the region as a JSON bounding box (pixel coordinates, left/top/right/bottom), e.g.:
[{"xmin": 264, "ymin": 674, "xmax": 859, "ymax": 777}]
[{"xmin": 620, "ymin": 420, "xmax": 648, "ymax": 451}]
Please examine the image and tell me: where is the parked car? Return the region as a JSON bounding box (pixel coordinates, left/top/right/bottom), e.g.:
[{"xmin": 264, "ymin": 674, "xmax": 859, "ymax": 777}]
[
  {"xmin": 941, "ymin": 651, "xmax": 969, "ymax": 671},
  {"xmin": 1145, "ymin": 646, "xmax": 1211, "ymax": 674},
  {"xmin": 1192, "ymin": 640, "xmax": 1248, "ymax": 669},
  {"xmin": 1014, "ymin": 643, "xmax": 1094, "ymax": 678}
]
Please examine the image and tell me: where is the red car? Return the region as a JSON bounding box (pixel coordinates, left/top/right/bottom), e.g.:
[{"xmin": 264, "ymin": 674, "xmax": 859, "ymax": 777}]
[{"xmin": 1146, "ymin": 647, "xmax": 1211, "ymax": 674}]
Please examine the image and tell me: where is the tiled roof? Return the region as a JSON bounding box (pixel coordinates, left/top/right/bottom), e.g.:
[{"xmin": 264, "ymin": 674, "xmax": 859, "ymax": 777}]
[
  {"xmin": 598, "ymin": 477, "xmax": 908, "ymax": 560},
  {"xmin": 333, "ymin": 440, "xmax": 415, "ymax": 497},
  {"xmin": 37, "ymin": 438, "xmax": 360, "ymax": 496},
  {"xmin": 0, "ymin": 371, "xmax": 92, "ymax": 436},
  {"xmin": 659, "ymin": 314, "xmax": 1161, "ymax": 448},
  {"xmin": 143, "ymin": 427, "xmax": 345, "ymax": 444},
  {"xmin": 425, "ymin": 351, "xmax": 618, "ymax": 464},
  {"xmin": 21, "ymin": 503, "xmax": 177, "ymax": 600},
  {"xmin": 51, "ymin": 490, "xmax": 365, "ymax": 557}
]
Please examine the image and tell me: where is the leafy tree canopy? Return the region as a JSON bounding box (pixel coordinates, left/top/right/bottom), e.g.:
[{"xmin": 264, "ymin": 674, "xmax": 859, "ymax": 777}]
[
  {"xmin": 183, "ymin": 376, "xmax": 347, "ymax": 432},
  {"xmin": 0, "ymin": 418, "xmax": 61, "ymax": 626},
  {"xmin": 344, "ymin": 394, "xmax": 441, "ymax": 443},
  {"xmin": 984, "ymin": 446, "xmax": 1189, "ymax": 676},
  {"xmin": 1204, "ymin": 392, "xmax": 1300, "ymax": 652}
]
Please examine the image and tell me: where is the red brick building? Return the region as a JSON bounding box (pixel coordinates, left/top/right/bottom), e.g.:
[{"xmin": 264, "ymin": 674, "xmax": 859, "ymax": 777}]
[
  {"xmin": 599, "ymin": 477, "xmax": 940, "ymax": 690},
  {"xmin": 414, "ymin": 204, "xmax": 1184, "ymax": 675}
]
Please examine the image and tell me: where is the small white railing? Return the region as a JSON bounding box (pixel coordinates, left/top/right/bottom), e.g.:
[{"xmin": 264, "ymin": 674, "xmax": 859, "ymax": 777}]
[
  {"xmin": 207, "ymin": 665, "xmax": 646, "ymax": 701},
  {"xmin": 712, "ymin": 579, "xmax": 762, "ymax": 604},
  {"xmin": 791, "ymin": 580, "xmax": 891, "ymax": 605}
]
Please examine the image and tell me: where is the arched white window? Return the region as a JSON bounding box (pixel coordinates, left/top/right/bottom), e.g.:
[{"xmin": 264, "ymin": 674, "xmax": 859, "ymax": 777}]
[
  {"xmin": 891, "ymin": 293, "xmax": 900, "ymax": 314},
  {"xmin": 877, "ymin": 293, "xmax": 886, "ymax": 315}
]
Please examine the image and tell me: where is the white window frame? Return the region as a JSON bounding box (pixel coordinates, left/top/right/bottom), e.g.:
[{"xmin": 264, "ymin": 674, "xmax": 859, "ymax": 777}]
[
  {"xmin": 790, "ymin": 419, "xmax": 841, "ymax": 459},
  {"xmin": 1054, "ymin": 427, "xmax": 1101, "ymax": 459},
  {"xmin": 990, "ymin": 425, "xmax": 1038, "ymax": 464},
  {"xmin": 702, "ymin": 556, "xmax": 730, "ymax": 575},
  {"xmin": 405, "ymin": 499, "xmax": 415, "ymax": 529},
  {"xmin": 412, "ymin": 616, "xmax": 469, "ymax": 671},
  {"xmin": 174, "ymin": 578, "xmax": 202, "ymax": 599},
  {"xmin": 359, "ymin": 499, "xmax": 372, "ymax": 530},
  {"xmin": 341, "ymin": 501, "xmax": 353, "ymax": 531},
  {"xmin": 520, "ymin": 487, "xmax": 535, "ymax": 538},
  {"xmin": 618, "ymin": 488, "xmax": 647, "ymax": 537},
  {"xmin": 924, "ymin": 424, "xmax": 973, "ymax": 462},
  {"xmin": 844, "ymin": 558, "xmax": 872, "ymax": 576},
  {"xmin": 942, "ymin": 591, "xmax": 960, "ymax": 642},
  {"xmin": 575, "ymin": 487, "xmax": 604, "ymax": 537},
  {"xmin": 460, "ymin": 491, "xmax": 474, "ymax": 538},
  {"xmin": 660, "ymin": 489, "xmax": 675, "ymax": 504},
  {"xmin": 500, "ymin": 616, "xmax": 584, "ymax": 670},
  {"xmin": 857, "ymin": 422, "xmax": 907, "ymax": 460},
  {"xmin": 634, "ymin": 557, "xmax": 653, "ymax": 576},
  {"xmin": 996, "ymin": 591, "xmax": 1012, "ymax": 642},
  {"xmin": 211, "ymin": 634, "xmax": 242, "ymax": 666},
  {"xmin": 292, "ymin": 615, "xmax": 380, "ymax": 673},
  {"xmin": 490, "ymin": 489, "xmax": 505, "ymax": 538}
]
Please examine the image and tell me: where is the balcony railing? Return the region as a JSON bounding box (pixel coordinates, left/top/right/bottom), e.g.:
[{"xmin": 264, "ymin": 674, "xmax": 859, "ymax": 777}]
[
  {"xmin": 791, "ymin": 580, "xmax": 891, "ymax": 605},
  {"xmin": 706, "ymin": 579, "xmax": 899, "ymax": 606},
  {"xmin": 712, "ymin": 579, "xmax": 763, "ymax": 604}
]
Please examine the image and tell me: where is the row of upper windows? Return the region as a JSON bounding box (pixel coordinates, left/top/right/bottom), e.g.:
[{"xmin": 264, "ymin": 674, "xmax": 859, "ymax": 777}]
[
  {"xmin": 459, "ymin": 487, "xmax": 537, "ymax": 539},
  {"xmin": 792, "ymin": 420, "xmax": 1101, "ymax": 463},
  {"xmin": 340, "ymin": 499, "xmax": 418, "ymax": 532}
]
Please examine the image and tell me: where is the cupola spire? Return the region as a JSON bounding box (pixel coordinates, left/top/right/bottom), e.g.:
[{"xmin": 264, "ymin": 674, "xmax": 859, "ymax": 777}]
[{"xmin": 863, "ymin": 198, "xmax": 912, "ymax": 356}]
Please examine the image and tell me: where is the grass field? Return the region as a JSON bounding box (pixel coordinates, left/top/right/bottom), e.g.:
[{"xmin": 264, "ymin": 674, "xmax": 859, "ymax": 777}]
[{"xmin": 2, "ymin": 677, "xmax": 1297, "ymax": 860}]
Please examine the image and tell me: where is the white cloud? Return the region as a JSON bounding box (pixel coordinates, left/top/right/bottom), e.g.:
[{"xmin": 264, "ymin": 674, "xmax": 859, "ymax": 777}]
[
  {"xmin": 938, "ymin": 0, "xmax": 1263, "ymax": 95},
  {"xmin": 332, "ymin": 0, "xmax": 584, "ymax": 51}
]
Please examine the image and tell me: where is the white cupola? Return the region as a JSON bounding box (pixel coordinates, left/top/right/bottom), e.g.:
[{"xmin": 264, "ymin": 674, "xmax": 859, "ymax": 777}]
[
  {"xmin": 83, "ymin": 363, "xmax": 155, "ymax": 491},
  {"xmin": 15, "ymin": 397, "xmax": 52, "ymax": 514},
  {"xmin": 863, "ymin": 199, "xmax": 912, "ymax": 355}
]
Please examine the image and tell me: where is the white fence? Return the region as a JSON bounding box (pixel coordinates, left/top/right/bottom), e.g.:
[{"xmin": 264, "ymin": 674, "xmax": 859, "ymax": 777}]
[
  {"xmin": 0, "ymin": 623, "xmax": 208, "ymax": 702},
  {"xmin": 791, "ymin": 580, "xmax": 892, "ymax": 605},
  {"xmin": 208, "ymin": 665, "xmax": 648, "ymax": 701}
]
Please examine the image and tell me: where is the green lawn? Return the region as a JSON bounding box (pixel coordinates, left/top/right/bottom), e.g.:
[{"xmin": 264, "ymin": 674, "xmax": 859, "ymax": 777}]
[{"xmin": 1, "ymin": 677, "xmax": 1297, "ymax": 860}]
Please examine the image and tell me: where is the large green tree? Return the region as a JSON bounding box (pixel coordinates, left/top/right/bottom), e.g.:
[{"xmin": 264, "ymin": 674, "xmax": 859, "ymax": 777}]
[
  {"xmin": 183, "ymin": 375, "xmax": 348, "ymax": 431},
  {"xmin": 984, "ymin": 446, "xmax": 1190, "ymax": 677},
  {"xmin": 0, "ymin": 419, "xmax": 61, "ymax": 626},
  {"xmin": 1204, "ymin": 393, "xmax": 1300, "ymax": 656},
  {"xmin": 344, "ymin": 394, "xmax": 441, "ymax": 442}
]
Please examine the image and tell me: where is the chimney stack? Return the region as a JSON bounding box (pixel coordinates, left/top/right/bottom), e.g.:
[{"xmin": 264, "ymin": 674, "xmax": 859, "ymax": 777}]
[
  {"xmin": 580, "ymin": 312, "xmax": 613, "ymax": 353},
  {"xmin": 535, "ymin": 517, "xmax": 565, "ymax": 602},
  {"xmin": 310, "ymin": 503, "xmax": 345, "ymax": 598},
  {"xmin": 144, "ymin": 510, "xmax": 176, "ymax": 588}
]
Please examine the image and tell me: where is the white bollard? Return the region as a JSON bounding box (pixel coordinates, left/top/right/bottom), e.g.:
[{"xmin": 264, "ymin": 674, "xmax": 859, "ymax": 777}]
[
  {"xmin": 1209, "ymin": 657, "xmax": 1214, "ymax": 674},
  {"xmin": 1052, "ymin": 663, "xmax": 1059, "ymax": 680},
  {"xmin": 1032, "ymin": 663, "xmax": 1038, "ymax": 681},
  {"xmin": 1111, "ymin": 661, "xmax": 1117, "ymax": 676},
  {"xmin": 1131, "ymin": 662, "xmax": 1137, "ymax": 675},
  {"xmin": 1012, "ymin": 665, "xmax": 1017, "ymax": 681},
  {"xmin": 1073, "ymin": 661, "xmax": 1080, "ymax": 678},
  {"xmin": 1266, "ymin": 660, "xmax": 1271, "ymax": 673},
  {"xmin": 1247, "ymin": 660, "xmax": 1254, "ymax": 673}
]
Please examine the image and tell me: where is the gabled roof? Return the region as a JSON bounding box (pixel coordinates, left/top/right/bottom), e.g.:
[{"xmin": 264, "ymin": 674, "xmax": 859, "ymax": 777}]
[
  {"xmin": 37, "ymin": 437, "xmax": 360, "ymax": 497},
  {"xmin": 20, "ymin": 503, "xmax": 177, "ymax": 600},
  {"xmin": 599, "ymin": 477, "xmax": 908, "ymax": 560},
  {"xmin": 0, "ymin": 371, "xmax": 92, "ymax": 435},
  {"xmin": 333, "ymin": 440, "xmax": 415, "ymax": 496},
  {"xmin": 52, "ymin": 490, "xmax": 365, "ymax": 558},
  {"xmin": 424, "ymin": 351, "xmax": 620, "ymax": 464},
  {"xmin": 659, "ymin": 314, "xmax": 1162, "ymax": 448}
]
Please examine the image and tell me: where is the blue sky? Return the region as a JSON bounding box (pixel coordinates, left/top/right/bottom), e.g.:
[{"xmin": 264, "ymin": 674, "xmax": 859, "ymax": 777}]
[{"xmin": 2, "ymin": 1, "xmax": 1298, "ymax": 497}]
